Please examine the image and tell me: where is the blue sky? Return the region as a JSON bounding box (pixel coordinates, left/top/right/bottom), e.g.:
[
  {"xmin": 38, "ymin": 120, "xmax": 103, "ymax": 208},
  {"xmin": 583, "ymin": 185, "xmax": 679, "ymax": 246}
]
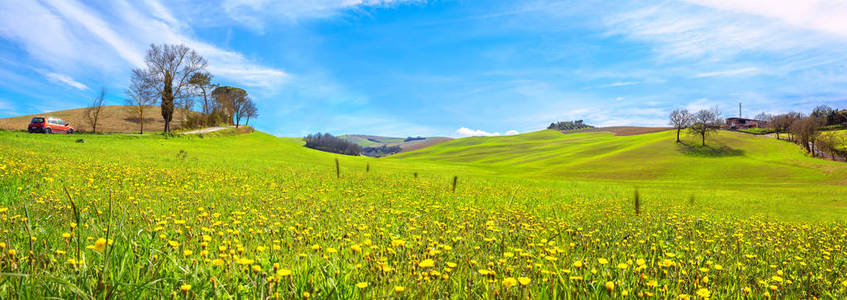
[{"xmin": 2, "ymin": 0, "xmax": 847, "ymax": 137}]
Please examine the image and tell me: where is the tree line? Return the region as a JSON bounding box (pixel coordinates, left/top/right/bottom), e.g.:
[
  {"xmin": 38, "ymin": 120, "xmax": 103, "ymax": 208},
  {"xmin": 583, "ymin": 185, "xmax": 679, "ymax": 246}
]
[
  {"xmin": 669, "ymin": 105, "xmax": 847, "ymax": 159},
  {"xmin": 112, "ymin": 44, "xmax": 259, "ymax": 134},
  {"xmin": 304, "ymin": 133, "xmax": 362, "ymax": 156}
]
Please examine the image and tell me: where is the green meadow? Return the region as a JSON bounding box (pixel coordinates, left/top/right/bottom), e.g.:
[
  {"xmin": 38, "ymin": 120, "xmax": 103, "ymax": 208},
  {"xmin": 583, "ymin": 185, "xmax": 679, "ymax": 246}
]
[{"xmin": 1, "ymin": 129, "xmax": 846, "ymax": 298}]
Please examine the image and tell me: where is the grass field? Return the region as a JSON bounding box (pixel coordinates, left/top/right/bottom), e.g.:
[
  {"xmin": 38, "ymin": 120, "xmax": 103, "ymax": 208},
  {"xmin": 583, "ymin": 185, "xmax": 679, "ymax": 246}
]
[{"xmin": 1, "ymin": 129, "xmax": 847, "ymax": 298}]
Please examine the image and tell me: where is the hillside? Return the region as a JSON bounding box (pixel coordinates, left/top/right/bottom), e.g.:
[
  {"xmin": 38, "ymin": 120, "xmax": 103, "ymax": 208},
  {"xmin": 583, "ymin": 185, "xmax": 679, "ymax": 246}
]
[
  {"xmin": 394, "ymin": 129, "xmax": 847, "ymax": 184},
  {"xmin": 2, "ymin": 127, "xmax": 847, "ymax": 298},
  {"xmin": 0, "ymin": 105, "xmax": 188, "ymax": 133}
]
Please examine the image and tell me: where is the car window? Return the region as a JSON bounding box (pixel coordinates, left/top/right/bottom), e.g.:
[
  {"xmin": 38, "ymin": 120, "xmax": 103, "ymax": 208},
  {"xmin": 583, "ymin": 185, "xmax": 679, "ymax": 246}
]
[{"xmin": 31, "ymin": 117, "xmax": 44, "ymax": 123}]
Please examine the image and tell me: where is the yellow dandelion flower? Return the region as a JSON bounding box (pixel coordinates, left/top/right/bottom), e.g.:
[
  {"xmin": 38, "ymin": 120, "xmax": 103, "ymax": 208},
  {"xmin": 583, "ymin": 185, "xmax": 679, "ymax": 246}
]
[
  {"xmin": 93, "ymin": 238, "xmax": 108, "ymax": 251},
  {"xmin": 518, "ymin": 277, "xmax": 531, "ymax": 286},
  {"xmin": 394, "ymin": 286, "xmax": 405, "ymax": 293},
  {"xmin": 573, "ymin": 261, "xmax": 583, "ymax": 268},
  {"xmin": 502, "ymin": 277, "xmax": 518, "ymax": 288},
  {"xmin": 598, "ymin": 258, "xmax": 609, "ymax": 265},
  {"xmin": 604, "ymin": 281, "xmax": 614, "ymax": 292},
  {"xmin": 180, "ymin": 284, "xmax": 191, "ymax": 292},
  {"xmin": 356, "ymin": 282, "xmax": 368, "ymax": 289},
  {"xmin": 696, "ymin": 288, "xmax": 710, "ymax": 298},
  {"xmin": 418, "ymin": 259, "xmax": 435, "ymax": 268}
]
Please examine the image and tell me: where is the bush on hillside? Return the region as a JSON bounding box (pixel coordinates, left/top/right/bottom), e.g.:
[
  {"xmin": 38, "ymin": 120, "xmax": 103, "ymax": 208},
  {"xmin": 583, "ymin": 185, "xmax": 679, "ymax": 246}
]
[
  {"xmin": 548, "ymin": 120, "xmax": 593, "ymax": 131},
  {"xmin": 304, "ymin": 133, "xmax": 362, "ymax": 156}
]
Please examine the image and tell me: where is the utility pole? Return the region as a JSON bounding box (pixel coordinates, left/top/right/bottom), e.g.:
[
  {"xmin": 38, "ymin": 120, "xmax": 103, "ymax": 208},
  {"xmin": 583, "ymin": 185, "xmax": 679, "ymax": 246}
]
[{"xmin": 739, "ymin": 102, "xmax": 742, "ymax": 118}]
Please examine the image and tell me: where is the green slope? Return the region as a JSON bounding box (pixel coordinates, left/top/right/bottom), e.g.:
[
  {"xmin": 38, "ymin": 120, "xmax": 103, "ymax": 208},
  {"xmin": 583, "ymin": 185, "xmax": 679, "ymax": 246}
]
[
  {"xmin": 2, "ymin": 129, "xmax": 846, "ymax": 221},
  {"xmin": 394, "ymin": 129, "xmax": 847, "ymax": 184}
]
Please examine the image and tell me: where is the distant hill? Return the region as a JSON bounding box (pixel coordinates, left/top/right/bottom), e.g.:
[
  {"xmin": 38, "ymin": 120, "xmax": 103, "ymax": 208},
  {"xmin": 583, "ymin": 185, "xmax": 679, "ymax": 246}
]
[
  {"xmin": 0, "ymin": 105, "xmax": 188, "ymax": 133},
  {"xmin": 340, "ymin": 134, "xmax": 452, "ymax": 157}
]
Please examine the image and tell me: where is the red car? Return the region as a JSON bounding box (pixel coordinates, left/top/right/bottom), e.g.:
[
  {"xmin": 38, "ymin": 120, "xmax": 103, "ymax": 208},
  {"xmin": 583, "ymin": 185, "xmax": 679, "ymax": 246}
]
[{"xmin": 28, "ymin": 116, "xmax": 75, "ymax": 134}]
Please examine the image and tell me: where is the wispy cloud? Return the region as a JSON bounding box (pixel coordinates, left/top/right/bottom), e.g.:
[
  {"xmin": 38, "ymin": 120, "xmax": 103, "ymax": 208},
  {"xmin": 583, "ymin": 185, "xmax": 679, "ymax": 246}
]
[
  {"xmin": 0, "ymin": 98, "xmax": 13, "ymax": 111},
  {"xmin": 694, "ymin": 67, "xmax": 758, "ymax": 78},
  {"xmin": 222, "ymin": 0, "xmax": 419, "ymax": 32},
  {"xmin": 44, "ymin": 72, "xmax": 89, "ymax": 90},
  {"xmin": 685, "ymin": 0, "xmax": 847, "ymax": 38},
  {"xmin": 585, "ymin": 81, "xmax": 640, "ymax": 89},
  {"xmin": 603, "ymin": 2, "xmax": 847, "ymax": 62},
  {"xmin": 0, "ymin": 0, "xmax": 288, "ymax": 93}
]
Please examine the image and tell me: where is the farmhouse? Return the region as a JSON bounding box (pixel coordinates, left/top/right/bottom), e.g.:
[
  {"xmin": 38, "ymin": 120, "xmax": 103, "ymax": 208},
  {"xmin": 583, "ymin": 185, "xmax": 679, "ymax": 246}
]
[{"xmin": 725, "ymin": 117, "xmax": 767, "ymax": 130}]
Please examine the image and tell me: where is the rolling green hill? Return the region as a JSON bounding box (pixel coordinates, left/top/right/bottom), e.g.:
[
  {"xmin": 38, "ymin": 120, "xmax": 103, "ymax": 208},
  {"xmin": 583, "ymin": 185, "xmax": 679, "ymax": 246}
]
[{"xmin": 394, "ymin": 129, "xmax": 847, "ymax": 185}]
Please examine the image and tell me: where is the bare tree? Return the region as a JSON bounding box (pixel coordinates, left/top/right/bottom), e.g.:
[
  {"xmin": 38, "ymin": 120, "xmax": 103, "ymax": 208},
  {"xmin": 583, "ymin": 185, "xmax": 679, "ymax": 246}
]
[
  {"xmin": 189, "ymin": 72, "xmax": 216, "ymax": 126},
  {"xmin": 233, "ymin": 95, "xmax": 249, "ymax": 128},
  {"xmin": 754, "ymin": 112, "xmax": 773, "ymax": 123},
  {"xmin": 688, "ymin": 106, "xmax": 721, "ymax": 146},
  {"xmin": 790, "ymin": 116, "xmax": 820, "ymax": 155},
  {"xmin": 669, "ymin": 109, "xmax": 692, "ymax": 143},
  {"xmin": 243, "ymin": 98, "xmax": 258, "ymax": 127},
  {"xmin": 135, "ymin": 44, "xmax": 207, "ymax": 133},
  {"xmin": 85, "ymin": 88, "xmax": 106, "ymax": 133},
  {"xmin": 125, "ymin": 70, "xmax": 156, "ymax": 134}
]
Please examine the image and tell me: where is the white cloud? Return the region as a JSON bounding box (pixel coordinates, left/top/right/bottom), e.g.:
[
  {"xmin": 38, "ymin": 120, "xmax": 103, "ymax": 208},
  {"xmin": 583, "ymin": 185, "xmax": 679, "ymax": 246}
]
[
  {"xmin": 694, "ymin": 67, "xmax": 758, "ymax": 78},
  {"xmin": 44, "ymin": 72, "xmax": 89, "ymax": 90},
  {"xmin": 615, "ymin": 97, "xmax": 624, "ymax": 101},
  {"xmin": 455, "ymin": 127, "xmax": 518, "ymax": 137}
]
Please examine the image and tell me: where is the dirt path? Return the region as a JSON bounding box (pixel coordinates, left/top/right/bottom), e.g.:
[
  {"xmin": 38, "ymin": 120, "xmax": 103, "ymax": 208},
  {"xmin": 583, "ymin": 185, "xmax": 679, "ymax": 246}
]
[
  {"xmin": 764, "ymin": 133, "xmax": 846, "ymax": 161},
  {"xmin": 182, "ymin": 126, "xmax": 235, "ymax": 134}
]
